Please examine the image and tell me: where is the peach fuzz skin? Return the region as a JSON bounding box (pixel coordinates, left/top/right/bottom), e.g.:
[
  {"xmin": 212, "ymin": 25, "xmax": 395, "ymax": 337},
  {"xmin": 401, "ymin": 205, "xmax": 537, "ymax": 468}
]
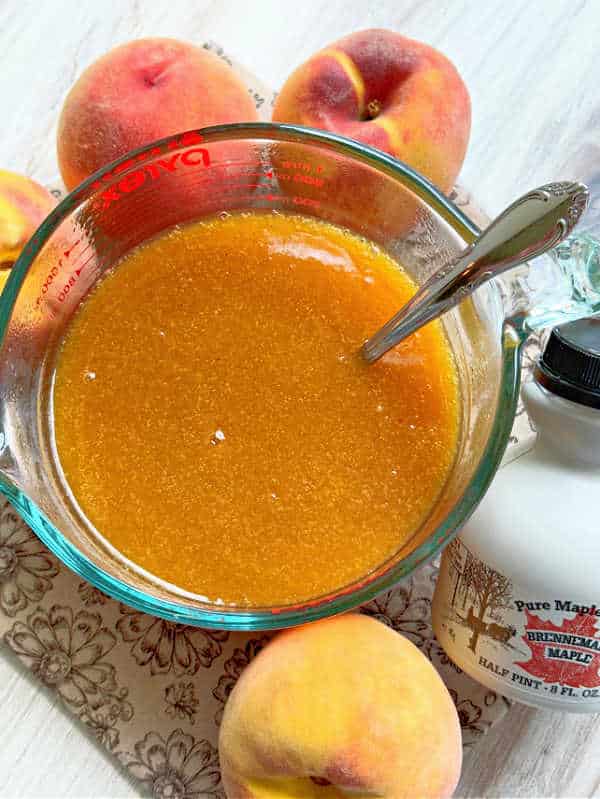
[
  {"xmin": 57, "ymin": 38, "xmax": 259, "ymax": 191},
  {"xmin": 219, "ymin": 614, "xmax": 462, "ymax": 799},
  {"xmin": 0, "ymin": 169, "xmax": 56, "ymax": 271},
  {"xmin": 272, "ymin": 29, "xmax": 471, "ymax": 195}
]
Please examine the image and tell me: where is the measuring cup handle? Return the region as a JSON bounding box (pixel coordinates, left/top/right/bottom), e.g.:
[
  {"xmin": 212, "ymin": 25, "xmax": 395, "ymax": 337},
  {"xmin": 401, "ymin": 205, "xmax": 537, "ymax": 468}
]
[{"xmin": 501, "ymin": 231, "xmax": 600, "ymax": 337}]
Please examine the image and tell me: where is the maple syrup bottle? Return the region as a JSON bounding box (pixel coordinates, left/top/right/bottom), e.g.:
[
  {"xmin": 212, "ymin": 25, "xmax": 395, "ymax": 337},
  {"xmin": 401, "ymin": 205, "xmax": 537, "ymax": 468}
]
[{"xmin": 433, "ymin": 317, "xmax": 600, "ymax": 711}]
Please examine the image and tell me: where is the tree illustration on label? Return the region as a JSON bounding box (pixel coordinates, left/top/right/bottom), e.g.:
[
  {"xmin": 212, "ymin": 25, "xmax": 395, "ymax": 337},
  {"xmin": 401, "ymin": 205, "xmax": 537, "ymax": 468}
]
[
  {"xmin": 447, "ymin": 540, "xmax": 465, "ymax": 607},
  {"xmin": 465, "ymin": 559, "xmax": 512, "ymax": 654},
  {"xmin": 447, "ymin": 539, "xmax": 476, "ymax": 611},
  {"xmin": 516, "ymin": 611, "xmax": 600, "ymax": 688}
]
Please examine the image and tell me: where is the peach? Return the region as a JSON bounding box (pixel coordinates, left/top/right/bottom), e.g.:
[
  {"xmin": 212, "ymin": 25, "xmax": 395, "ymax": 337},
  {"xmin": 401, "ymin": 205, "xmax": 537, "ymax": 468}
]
[
  {"xmin": 0, "ymin": 169, "xmax": 56, "ymax": 273},
  {"xmin": 57, "ymin": 37, "xmax": 259, "ymax": 190},
  {"xmin": 272, "ymin": 29, "xmax": 470, "ymax": 195},
  {"xmin": 219, "ymin": 614, "xmax": 462, "ymax": 799}
]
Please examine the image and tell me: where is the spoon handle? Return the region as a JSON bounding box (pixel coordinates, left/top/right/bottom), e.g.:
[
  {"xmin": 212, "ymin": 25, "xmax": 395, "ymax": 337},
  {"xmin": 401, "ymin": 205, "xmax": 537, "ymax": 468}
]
[{"xmin": 361, "ymin": 181, "xmax": 590, "ymax": 364}]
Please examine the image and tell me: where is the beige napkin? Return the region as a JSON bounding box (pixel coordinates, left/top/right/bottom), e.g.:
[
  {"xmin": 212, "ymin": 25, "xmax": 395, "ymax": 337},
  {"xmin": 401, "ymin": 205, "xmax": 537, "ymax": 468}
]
[{"xmin": 0, "ymin": 41, "xmax": 539, "ymax": 797}]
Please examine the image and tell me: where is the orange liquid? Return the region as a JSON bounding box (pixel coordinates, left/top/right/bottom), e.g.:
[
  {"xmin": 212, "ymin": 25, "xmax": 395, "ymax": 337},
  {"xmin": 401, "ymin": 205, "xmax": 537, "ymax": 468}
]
[{"xmin": 53, "ymin": 213, "xmax": 459, "ymax": 605}]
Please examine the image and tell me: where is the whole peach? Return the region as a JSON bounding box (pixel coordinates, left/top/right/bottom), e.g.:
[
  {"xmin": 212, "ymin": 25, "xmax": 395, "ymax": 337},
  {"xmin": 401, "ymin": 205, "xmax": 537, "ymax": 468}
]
[
  {"xmin": 0, "ymin": 170, "xmax": 56, "ymax": 271},
  {"xmin": 272, "ymin": 29, "xmax": 470, "ymax": 195},
  {"xmin": 219, "ymin": 614, "xmax": 462, "ymax": 799},
  {"xmin": 57, "ymin": 38, "xmax": 259, "ymax": 190}
]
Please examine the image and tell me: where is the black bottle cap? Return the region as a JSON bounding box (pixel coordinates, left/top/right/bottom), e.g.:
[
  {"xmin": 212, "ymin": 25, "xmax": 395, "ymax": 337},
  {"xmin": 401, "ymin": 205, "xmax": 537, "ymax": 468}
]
[{"xmin": 534, "ymin": 317, "xmax": 600, "ymax": 409}]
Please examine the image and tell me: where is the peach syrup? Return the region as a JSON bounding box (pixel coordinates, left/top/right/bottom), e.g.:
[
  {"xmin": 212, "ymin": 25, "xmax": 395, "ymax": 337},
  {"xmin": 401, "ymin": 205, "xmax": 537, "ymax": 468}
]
[{"xmin": 53, "ymin": 212, "xmax": 459, "ymax": 605}]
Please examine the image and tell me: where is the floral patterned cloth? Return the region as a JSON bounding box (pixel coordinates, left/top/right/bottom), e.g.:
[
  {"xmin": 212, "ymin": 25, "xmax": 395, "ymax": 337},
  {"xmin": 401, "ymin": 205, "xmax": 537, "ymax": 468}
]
[{"xmin": 0, "ymin": 42, "xmax": 540, "ymax": 798}]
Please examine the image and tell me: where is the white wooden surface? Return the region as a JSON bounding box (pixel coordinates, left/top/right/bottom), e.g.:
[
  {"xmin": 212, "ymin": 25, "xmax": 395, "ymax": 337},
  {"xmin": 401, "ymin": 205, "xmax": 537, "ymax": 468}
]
[{"xmin": 1, "ymin": 0, "xmax": 600, "ymax": 796}]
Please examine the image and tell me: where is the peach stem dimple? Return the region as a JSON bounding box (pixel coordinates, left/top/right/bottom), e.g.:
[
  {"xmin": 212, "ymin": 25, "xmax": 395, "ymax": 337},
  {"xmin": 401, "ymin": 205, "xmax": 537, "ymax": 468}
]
[
  {"xmin": 363, "ymin": 99, "xmax": 381, "ymax": 120},
  {"xmin": 310, "ymin": 776, "xmax": 332, "ymax": 786}
]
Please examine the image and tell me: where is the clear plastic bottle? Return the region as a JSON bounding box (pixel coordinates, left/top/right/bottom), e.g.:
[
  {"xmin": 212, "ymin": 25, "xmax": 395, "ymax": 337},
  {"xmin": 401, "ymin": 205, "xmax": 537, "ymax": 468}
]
[{"xmin": 432, "ymin": 317, "xmax": 600, "ymax": 711}]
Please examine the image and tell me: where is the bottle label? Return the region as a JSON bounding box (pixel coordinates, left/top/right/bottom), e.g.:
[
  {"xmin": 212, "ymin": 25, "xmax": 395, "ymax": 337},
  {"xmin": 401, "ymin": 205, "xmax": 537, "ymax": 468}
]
[{"xmin": 433, "ymin": 538, "xmax": 600, "ymax": 704}]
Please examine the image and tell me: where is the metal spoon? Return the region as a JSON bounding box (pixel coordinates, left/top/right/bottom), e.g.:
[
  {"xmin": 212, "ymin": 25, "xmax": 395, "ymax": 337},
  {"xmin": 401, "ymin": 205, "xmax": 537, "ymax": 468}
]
[{"xmin": 361, "ymin": 181, "xmax": 590, "ymax": 363}]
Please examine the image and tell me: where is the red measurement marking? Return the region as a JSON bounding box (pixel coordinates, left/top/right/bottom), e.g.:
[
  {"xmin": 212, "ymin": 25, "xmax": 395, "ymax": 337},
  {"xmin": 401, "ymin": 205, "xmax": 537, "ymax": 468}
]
[
  {"xmin": 218, "ymin": 191, "xmax": 323, "ymax": 209},
  {"xmin": 90, "ymin": 154, "xmax": 268, "ymax": 210},
  {"xmin": 202, "ymin": 181, "xmax": 261, "ymax": 191},
  {"xmin": 208, "ymin": 160, "xmax": 262, "ymax": 169},
  {"xmin": 35, "ymin": 247, "xmax": 97, "ymax": 311},
  {"xmin": 57, "ymin": 274, "xmax": 77, "ymax": 302},
  {"xmin": 35, "ymin": 263, "xmax": 60, "ymax": 307},
  {"xmin": 57, "ymin": 253, "xmax": 96, "ymax": 303},
  {"xmin": 277, "ymin": 172, "xmax": 324, "ymax": 188},
  {"xmin": 90, "ymin": 131, "xmax": 205, "ymax": 190},
  {"xmin": 280, "ymin": 160, "xmax": 311, "ymax": 172},
  {"xmin": 95, "ymin": 147, "xmax": 211, "ymax": 209},
  {"xmin": 292, "ymin": 195, "xmax": 321, "ymax": 208},
  {"xmin": 63, "ymin": 238, "xmax": 81, "ymax": 259}
]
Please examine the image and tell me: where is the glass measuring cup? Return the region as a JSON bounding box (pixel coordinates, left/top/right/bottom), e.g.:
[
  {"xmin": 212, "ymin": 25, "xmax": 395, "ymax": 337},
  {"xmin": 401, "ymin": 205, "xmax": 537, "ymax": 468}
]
[{"xmin": 2, "ymin": 123, "xmax": 599, "ymax": 630}]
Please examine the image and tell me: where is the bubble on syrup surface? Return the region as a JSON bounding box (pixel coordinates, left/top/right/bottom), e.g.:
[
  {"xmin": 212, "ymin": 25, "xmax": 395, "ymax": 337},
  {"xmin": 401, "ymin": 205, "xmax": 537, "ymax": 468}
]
[{"xmin": 210, "ymin": 428, "xmax": 226, "ymax": 446}]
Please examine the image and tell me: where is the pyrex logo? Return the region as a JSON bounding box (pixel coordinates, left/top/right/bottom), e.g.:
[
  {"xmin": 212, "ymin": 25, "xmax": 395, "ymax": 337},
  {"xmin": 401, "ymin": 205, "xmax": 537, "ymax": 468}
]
[{"xmin": 90, "ymin": 132, "xmax": 211, "ymax": 209}]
